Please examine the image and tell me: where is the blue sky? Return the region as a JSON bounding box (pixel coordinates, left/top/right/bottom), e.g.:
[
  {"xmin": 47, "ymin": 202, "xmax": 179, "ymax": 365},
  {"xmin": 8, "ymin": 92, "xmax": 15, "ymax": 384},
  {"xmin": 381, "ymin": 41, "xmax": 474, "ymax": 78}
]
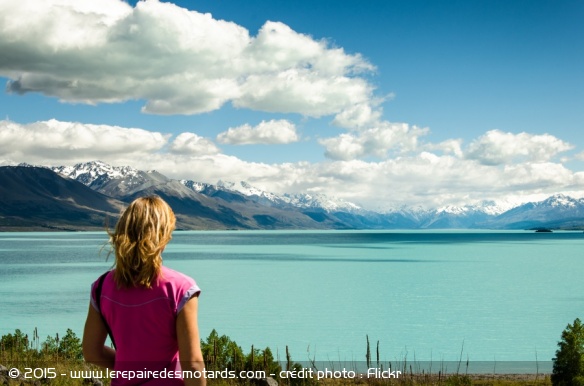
[{"xmin": 1, "ymin": 0, "xmax": 583, "ymax": 210}]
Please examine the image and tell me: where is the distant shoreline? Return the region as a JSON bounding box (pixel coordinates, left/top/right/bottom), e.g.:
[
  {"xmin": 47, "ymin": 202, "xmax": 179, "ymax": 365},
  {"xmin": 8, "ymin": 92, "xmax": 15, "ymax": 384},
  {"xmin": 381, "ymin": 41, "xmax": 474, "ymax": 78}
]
[{"xmin": 2, "ymin": 225, "xmax": 584, "ymax": 233}]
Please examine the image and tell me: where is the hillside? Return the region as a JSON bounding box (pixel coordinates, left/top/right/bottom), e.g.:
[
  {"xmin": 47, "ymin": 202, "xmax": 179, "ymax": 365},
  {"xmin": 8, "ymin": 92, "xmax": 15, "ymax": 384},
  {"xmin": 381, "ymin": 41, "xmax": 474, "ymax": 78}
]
[
  {"xmin": 0, "ymin": 166, "xmax": 124, "ymax": 231},
  {"xmin": 2, "ymin": 162, "xmax": 584, "ymax": 231}
]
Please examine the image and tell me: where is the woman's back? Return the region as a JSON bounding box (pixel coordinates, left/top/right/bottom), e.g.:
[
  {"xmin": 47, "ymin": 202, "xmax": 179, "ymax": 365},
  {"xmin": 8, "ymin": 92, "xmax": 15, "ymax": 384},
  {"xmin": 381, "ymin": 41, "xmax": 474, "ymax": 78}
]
[
  {"xmin": 92, "ymin": 267, "xmax": 200, "ymax": 368},
  {"xmin": 83, "ymin": 196, "xmax": 206, "ymax": 386}
]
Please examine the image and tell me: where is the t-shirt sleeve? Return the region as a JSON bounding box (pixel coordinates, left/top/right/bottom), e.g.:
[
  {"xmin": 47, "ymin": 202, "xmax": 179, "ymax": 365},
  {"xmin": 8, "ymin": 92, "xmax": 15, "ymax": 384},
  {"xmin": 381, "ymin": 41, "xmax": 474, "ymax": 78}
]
[
  {"xmin": 89, "ymin": 279, "xmax": 99, "ymax": 311},
  {"xmin": 89, "ymin": 271, "xmax": 111, "ymax": 312},
  {"xmin": 176, "ymin": 278, "xmax": 201, "ymax": 315}
]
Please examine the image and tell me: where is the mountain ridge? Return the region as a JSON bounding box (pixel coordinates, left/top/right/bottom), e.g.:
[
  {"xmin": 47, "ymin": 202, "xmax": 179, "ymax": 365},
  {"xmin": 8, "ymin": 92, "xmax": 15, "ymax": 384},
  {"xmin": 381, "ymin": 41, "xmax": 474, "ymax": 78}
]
[
  {"xmin": 2, "ymin": 161, "xmax": 583, "ymax": 231},
  {"xmin": 0, "ymin": 165, "xmax": 124, "ymax": 231}
]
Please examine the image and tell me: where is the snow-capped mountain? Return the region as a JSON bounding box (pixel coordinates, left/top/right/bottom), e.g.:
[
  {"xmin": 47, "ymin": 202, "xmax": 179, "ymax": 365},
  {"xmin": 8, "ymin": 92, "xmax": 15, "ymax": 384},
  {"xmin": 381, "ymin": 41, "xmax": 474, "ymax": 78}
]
[
  {"xmin": 214, "ymin": 180, "xmax": 364, "ymax": 213},
  {"xmin": 283, "ymin": 192, "xmax": 362, "ymax": 213},
  {"xmin": 410, "ymin": 201, "xmax": 516, "ymax": 229},
  {"xmin": 51, "ymin": 160, "xmax": 169, "ymax": 198},
  {"xmin": 215, "ymin": 180, "xmax": 288, "ymax": 207},
  {"xmin": 1, "ymin": 165, "xmax": 124, "ymax": 230},
  {"xmin": 436, "ymin": 200, "xmax": 510, "ymax": 216},
  {"xmin": 51, "ymin": 160, "xmax": 139, "ymax": 186},
  {"xmin": 484, "ymin": 194, "xmax": 584, "ymax": 229},
  {"xmin": 42, "ymin": 161, "xmax": 509, "ymax": 221},
  {"xmin": 179, "ymin": 179, "xmax": 213, "ymax": 193},
  {"xmin": 542, "ymin": 194, "xmax": 584, "ymax": 209},
  {"xmin": 7, "ymin": 160, "xmax": 584, "ymax": 230}
]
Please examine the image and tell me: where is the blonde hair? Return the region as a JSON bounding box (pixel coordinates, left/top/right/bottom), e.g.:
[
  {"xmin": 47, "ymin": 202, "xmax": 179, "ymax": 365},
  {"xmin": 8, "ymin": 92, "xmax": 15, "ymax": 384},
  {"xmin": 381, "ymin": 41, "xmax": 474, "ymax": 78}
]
[{"xmin": 109, "ymin": 196, "xmax": 176, "ymax": 288}]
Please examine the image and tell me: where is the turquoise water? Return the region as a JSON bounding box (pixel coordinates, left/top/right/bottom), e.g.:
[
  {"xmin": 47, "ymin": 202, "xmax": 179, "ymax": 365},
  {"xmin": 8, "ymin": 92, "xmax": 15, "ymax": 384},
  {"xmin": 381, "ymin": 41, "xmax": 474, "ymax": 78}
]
[{"xmin": 0, "ymin": 230, "xmax": 582, "ymax": 366}]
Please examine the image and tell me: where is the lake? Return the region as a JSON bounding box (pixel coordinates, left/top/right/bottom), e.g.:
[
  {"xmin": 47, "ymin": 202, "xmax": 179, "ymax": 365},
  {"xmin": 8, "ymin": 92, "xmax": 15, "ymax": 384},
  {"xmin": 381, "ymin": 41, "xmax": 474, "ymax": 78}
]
[{"xmin": 0, "ymin": 230, "xmax": 582, "ymax": 372}]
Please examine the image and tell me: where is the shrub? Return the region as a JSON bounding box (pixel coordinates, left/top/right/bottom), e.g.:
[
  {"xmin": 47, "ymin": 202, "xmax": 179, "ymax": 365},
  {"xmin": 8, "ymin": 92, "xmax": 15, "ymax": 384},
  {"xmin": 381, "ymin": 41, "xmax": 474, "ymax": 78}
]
[
  {"xmin": 58, "ymin": 329, "xmax": 83, "ymax": 361},
  {"xmin": 0, "ymin": 329, "xmax": 28, "ymax": 355},
  {"xmin": 201, "ymin": 329, "xmax": 246, "ymax": 371},
  {"xmin": 552, "ymin": 318, "xmax": 584, "ymax": 386}
]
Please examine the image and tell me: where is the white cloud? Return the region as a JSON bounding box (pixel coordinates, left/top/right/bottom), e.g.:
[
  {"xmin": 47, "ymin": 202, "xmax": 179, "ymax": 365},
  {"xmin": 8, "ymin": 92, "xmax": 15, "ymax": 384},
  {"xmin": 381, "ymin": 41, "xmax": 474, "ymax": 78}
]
[
  {"xmin": 319, "ymin": 134, "xmax": 365, "ymax": 161},
  {"xmin": 62, "ymin": 148, "xmax": 584, "ymax": 211},
  {"xmin": 0, "ymin": 0, "xmax": 376, "ymax": 117},
  {"xmin": 2, "ymin": 118, "xmax": 583, "ymax": 211},
  {"xmin": 425, "ymin": 139, "xmax": 464, "ymax": 158},
  {"xmin": 169, "ymin": 132, "xmax": 220, "ymax": 155},
  {"xmin": 217, "ymin": 119, "xmax": 299, "ymax": 145},
  {"xmin": 285, "ymin": 154, "xmax": 582, "ymax": 210},
  {"xmin": 235, "ymin": 69, "xmax": 374, "ymax": 117},
  {"xmin": 109, "ymin": 153, "xmax": 285, "ymax": 190},
  {"xmin": 0, "ymin": 119, "xmax": 168, "ymax": 163},
  {"xmin": 244, "ymin": 21, "xmax": 374, "ymax": 76},
  {"xmin": 320, "ymin": 122, "xmax": 429, "ymax": 160},
  {"xmin": 465, "ymin": 130, "xmax": 573, "ymax": 165},
  {"xmin": 501, "ymin": 162, "xmax": 575, "ymax": 189},
  {"xmin": 0, "ymin": 0, "xmax": 132, "ymax": 49},
  {"xmin": 332, "ymin": 102, "xmax": 383, "ymax": 130}
]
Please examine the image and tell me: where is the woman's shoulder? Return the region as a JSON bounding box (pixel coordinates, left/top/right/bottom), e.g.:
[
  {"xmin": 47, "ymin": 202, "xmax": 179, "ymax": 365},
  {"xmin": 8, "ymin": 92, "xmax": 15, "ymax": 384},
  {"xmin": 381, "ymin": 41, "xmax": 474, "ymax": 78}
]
[
  {"xmin": 90, "ymin": 270, "xmax": 114, "ymax": 292},
  {"xmin": 158, "ymin": 266, "xmax": 201, "ymax": 309},
  {"xmin": 159, "ymin": 266, "xmax": 197, "ymax": 286}
]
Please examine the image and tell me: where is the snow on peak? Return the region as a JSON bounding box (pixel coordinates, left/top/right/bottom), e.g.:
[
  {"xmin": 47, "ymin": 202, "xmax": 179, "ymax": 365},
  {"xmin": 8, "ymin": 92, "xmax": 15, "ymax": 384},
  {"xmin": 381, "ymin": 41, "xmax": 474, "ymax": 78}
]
[
  {"xmin": 435, "ymin": 200, "xmax": 517, "ymax": 216},
  {"xmin": 436, "ymin": 205, "xmax": 470, "ymax": 215},
  {"xmin": 284, "ymin": 192, "xmax": 362, "ymax": 212},
  {"xmin": 541, "ymin": 193, "xmax": 579, "ymax": 208},
  {"xmin": 215, "ymin": 180, "xmax": 362, "ymax": 212},
  {"xmin": 217, "ymin": 180, "xmax": 282, "ymax": 202},
  {"xmin": 51, "ymin": 160, "xmax": 139, "ymax": 186},
  {"xmin": 180, "ymin": 179, "xmax": 212, "ymax": 192}
]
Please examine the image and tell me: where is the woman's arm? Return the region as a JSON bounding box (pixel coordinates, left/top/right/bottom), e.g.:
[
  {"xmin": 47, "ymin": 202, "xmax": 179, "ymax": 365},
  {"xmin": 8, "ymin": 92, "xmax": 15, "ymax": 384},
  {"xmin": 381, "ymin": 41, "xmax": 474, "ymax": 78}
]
[
  {"xmin": 177, "ymin": 296, "xmax": 206, "ymax": 386},
  {"xmin": 82, "ymin": 303, "xmax": 116, "ymax": 369}
]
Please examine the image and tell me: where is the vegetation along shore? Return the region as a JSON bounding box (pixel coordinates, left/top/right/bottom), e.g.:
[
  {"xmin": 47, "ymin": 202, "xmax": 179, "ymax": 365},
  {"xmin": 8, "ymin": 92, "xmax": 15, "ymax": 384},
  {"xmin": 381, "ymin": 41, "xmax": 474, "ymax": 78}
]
[{"xmin": 4, "ymin": 322, "xmax": 584, "ymax": 386}]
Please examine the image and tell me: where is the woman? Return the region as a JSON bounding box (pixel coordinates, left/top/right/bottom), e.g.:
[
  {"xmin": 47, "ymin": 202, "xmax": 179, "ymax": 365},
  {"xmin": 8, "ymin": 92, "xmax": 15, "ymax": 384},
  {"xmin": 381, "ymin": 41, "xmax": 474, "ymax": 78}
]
[{"xmin": 82, "ymin": 196, "xmax": 206, "ymax": 386}]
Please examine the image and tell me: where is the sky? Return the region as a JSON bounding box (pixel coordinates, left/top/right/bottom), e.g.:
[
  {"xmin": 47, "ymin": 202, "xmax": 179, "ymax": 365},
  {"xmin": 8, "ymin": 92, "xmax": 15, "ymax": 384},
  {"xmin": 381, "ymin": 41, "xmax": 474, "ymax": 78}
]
[{"xmin": 1, "ymin": 0, "xmax": 583, "ymax": 211}]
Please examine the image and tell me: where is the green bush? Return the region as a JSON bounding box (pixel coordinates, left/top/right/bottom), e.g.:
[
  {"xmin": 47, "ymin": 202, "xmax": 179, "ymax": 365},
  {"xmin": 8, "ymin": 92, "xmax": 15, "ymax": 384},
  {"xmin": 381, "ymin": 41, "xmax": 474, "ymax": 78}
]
[
  {"xmin": 552, "ymin": 318, "xmax": 584, "ymax": 386},
  {"xmin": 201, "ymin": 329, "xmax": 246, "ymax": 371},
  {"xmin": 58, "ymin": 329, "xmax": 83, "ymax": 361},
  {"xmin": 200, "ymin": 329, "xmax": 281, "ymax": 375},
  {"xmin": 0, "ymin": 329, "xmax": 28, "ymax": 355},
  {"xmin": 1, "ymin": 328, "xmax": 83, "ymax": 364}
]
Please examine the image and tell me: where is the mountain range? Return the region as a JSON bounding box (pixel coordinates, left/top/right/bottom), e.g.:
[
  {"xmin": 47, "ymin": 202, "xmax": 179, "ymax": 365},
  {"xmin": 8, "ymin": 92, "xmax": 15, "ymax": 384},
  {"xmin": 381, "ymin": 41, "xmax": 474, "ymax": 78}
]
[{"xmin": 1, "ymin": 160, "xmax": 583, "ymax": 231}]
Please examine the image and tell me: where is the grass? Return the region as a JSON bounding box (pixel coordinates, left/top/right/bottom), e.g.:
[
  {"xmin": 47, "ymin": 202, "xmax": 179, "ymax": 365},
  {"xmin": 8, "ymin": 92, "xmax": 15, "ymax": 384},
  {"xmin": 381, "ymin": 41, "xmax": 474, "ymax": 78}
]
[{"xmin": 0, "ymin": 328, "xmax": 553, "ymax": 386}]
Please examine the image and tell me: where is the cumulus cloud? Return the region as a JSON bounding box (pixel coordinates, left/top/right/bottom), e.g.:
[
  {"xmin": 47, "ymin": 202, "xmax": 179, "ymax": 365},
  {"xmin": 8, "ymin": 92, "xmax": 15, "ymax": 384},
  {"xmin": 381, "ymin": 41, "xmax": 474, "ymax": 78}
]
[
  {"xmin": 319, "ymin": 122, "xmax": 429, "ymax": 160},
  {"xmin": 331, "ymin": 102, "xmax": 383, "ymax": 130},
  {"xmin": 217, "ymin": 119, "xmax": 299, "ymax": 145},
  {"xmin": 0, "ymin": 119, "xmax": 168, "ymax": 163},
  {"xmin": 501, "ymin": 162, "xmax": 575, "ymax": 189},
  {"xmin": 169, "ymin": 132, "xmax": 220, "ymax": 155},
  {"xmin": 235, "ymin": 68, "xmax": 374, "ymax": 117},
  {"xmin": 244, "ymin": 21, "xmax": 373, "ymax": 76},
  {"xmin": 425, "ymin": 139, "xmax": 464, "ymax": 158},
  {"xmin": 465, "ymin": 130, "xmax": 573, "ymax": 165},
  {"xmin": 223, "ymin": 153, "xmax": 581, "ymax": 211},
  {"xmin": 0, "ymin": 0, "xmax": 376, "ymax": 116},
  {"xmin": 109, "ymin": 153, "xmax": 281, "ymax": 186},
  {"xmin": 2, "ymin": 118, "xmax": 582, "ymax": 211}
]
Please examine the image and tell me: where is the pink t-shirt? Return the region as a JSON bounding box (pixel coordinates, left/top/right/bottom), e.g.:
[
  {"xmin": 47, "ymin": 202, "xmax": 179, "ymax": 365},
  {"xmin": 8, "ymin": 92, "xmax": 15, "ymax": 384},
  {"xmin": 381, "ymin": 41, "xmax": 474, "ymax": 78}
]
[{"xmin": 91, "ymin": 266, "xmax": 201, "ymax": 386}]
